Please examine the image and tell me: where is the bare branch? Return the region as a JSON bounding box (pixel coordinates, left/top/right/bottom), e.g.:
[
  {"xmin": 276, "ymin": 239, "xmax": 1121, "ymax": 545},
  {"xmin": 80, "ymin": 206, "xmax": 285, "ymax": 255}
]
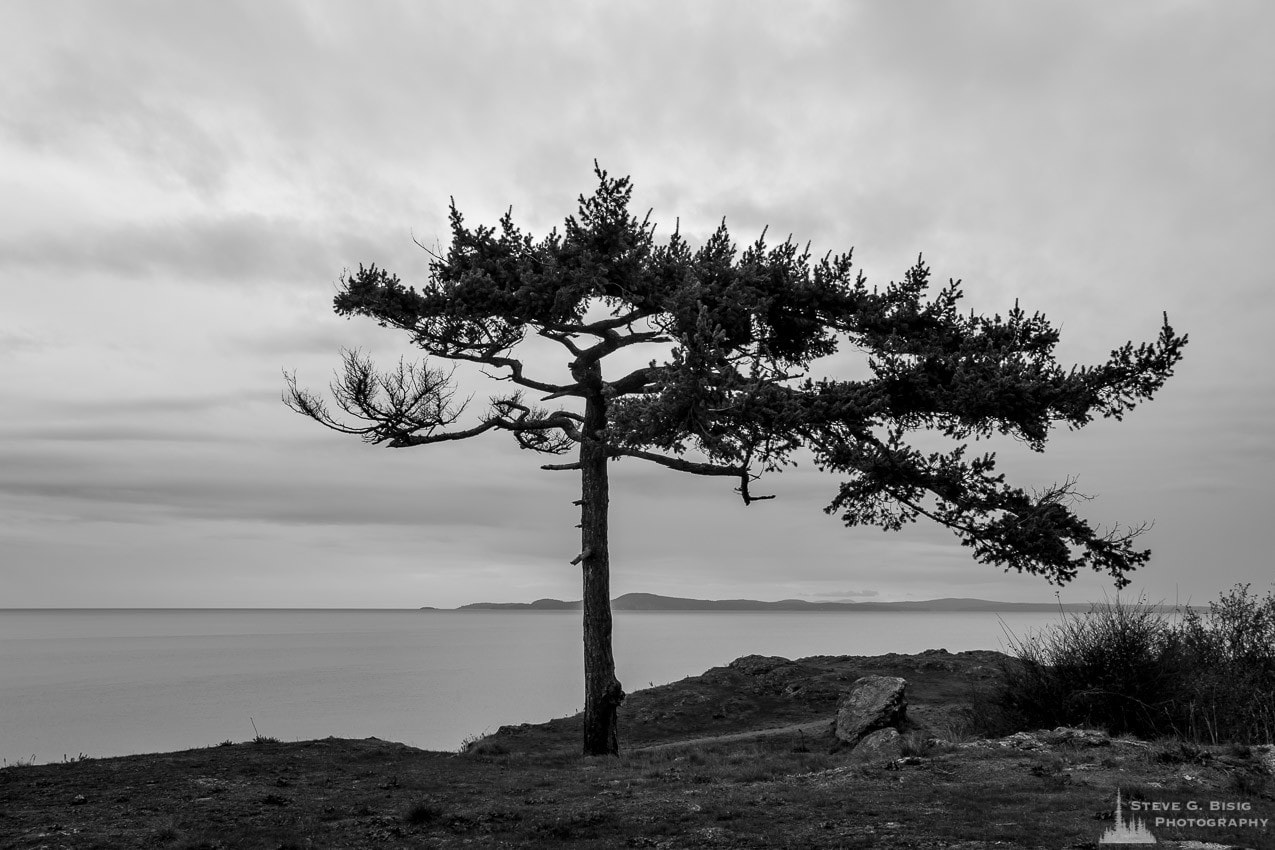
[
  {"xmin": 387, "ymin": 420, "xmax": 500, "ymax": 447},
  {"xmin": 284, "ymin": 350, "xmax": 493, "ymax": 447},
  {"xmin": 736, "ymin": 477, "xmax": 777, "ymax": 506},
  {"xmin": 284, "ymin": 372, "xmax": 380, "ymax": 438},
  {"xmin": 486, "ymin": 394, "xmax": 582, "ymax": 453},
  {"xmin": 410, "ymin": 230, "xmax": 446, "ymax": 261}
]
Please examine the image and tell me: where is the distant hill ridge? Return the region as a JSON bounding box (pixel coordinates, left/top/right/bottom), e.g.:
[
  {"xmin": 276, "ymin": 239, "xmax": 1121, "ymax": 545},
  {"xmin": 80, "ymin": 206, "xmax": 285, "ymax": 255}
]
[{"xmin": 441, "ymin": 592, "xmax": 1162, "ymax": 612}]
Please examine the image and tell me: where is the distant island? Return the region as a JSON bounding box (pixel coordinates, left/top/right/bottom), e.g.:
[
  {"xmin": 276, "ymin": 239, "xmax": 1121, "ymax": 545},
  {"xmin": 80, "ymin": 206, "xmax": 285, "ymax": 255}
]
[{"xmin": 426, "ymin": 592, "xmax": 1166, "ymax": 613}]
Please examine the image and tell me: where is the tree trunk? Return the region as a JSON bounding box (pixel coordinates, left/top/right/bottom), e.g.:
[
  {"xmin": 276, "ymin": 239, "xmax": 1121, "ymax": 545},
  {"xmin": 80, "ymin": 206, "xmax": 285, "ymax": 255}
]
[{"xmin": 580, "ymin": 385, "xmax": 624, "ymax": 756}]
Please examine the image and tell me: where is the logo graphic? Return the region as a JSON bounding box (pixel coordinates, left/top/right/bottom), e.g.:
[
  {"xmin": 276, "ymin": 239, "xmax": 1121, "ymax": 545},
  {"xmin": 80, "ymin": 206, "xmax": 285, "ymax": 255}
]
[{"xmin": 1099, "ymin": 788, "xmax": 1157, "ymax": 845}]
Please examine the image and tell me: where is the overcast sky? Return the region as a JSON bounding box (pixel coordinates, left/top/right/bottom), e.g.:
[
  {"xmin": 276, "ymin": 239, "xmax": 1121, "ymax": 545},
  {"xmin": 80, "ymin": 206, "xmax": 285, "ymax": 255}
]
[{"xmin": 1, "ymin": 1, "xmax": 1271, "ymax": 608}]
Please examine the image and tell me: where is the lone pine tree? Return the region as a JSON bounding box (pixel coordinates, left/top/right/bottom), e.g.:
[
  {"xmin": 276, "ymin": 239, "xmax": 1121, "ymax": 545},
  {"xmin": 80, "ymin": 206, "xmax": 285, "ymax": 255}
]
[{"xmin": 285, "ymin": 164, "xmax": 1187, "ymax": 756}]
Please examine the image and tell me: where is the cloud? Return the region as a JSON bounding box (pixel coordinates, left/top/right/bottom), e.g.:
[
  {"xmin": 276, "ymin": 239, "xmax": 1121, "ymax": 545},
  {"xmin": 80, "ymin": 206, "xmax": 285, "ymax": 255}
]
[
  {"xmin": 0, "ymin": 214, "xmax": 386, "ymax": 287},
  {"xmin": 37, "ymin": 392, "xmax": 253, "ymax": 418},
  {"xmin": 0, "ymin": 327, "xmax": 43, "ymax": 354},
  {"xmin": 0, "ymin": 433, "xmax": 554, "ymax": 526},
  {"xmin": 1, "ymin": 1, "xmax": 1271, "ymax": 607},
  {"xmin": 0, "ymin": 424, "xmax": 232, "ymax": 443}
]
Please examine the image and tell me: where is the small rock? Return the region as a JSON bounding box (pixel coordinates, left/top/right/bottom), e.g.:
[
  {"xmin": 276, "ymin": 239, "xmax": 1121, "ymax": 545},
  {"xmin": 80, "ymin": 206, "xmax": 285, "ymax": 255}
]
[
  {"xmin": 834, "ymin": 676, "xmax": 907, "ymax": 744},
  {"xmin": 70, "ymin": 795, "xmax": 86, "ymax": 805},
  {"xmin": 999, "ymin": 732, "xmax": 1046, "ymax": 749},
  {"xmin": 850, "ymin": 728, "xmax": 904, "ymax": 762}
]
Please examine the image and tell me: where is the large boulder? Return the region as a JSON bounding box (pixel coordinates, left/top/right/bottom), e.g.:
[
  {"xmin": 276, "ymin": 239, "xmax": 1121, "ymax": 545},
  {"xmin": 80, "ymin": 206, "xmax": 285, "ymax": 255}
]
[{"xmin": 835, "ymin": 675, "xmax": 907, "ymax": 744}]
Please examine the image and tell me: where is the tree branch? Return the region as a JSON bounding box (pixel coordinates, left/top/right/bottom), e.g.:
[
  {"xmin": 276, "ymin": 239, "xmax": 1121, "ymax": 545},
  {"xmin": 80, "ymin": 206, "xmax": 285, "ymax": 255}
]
[
  {"xmin": 428, "ymin": 349, "xmax": 566, "ymax": 396},
  {"xmin": 487, "ymin": 395, "xmax": 583, "ymax": 453},
  {"xmin": 538, "ymin": 327, "xmax": 585, "ymax": 357},
  {"xmin": 606, "ymin": 364, "xmax": 666, "ymax": 397},
  {"xmin": 385, "ymin": 421, "xmax": 501, "ymax": 447},
  {"xmin": 575, "ymin": 329, "xmax": 671, "ymax": 370},
  {"xmin": 541, "ymin": 306, "xmax": 659, "ymax": 338},
  {"xmin": 283, "ymin": 350, "xmax": 479, "ymax": 446},
  {"xmin": 541, "ymin": 386, "xmax": 587, "ymax": 401},
  {"xmin": 609, "ymin": 447, "xmax": 744, "ymax": 477}
]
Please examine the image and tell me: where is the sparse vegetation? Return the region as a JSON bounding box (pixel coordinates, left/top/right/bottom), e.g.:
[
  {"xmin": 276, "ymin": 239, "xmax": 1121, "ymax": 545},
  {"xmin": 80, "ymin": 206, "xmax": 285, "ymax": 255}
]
[
  {"xmin": 249, "ymin": 716, "xmax": 280, "ymax": 744},
  {"xmin": 458, "ymin": 727, "xmax": 495, "ymax": 754},
  {"xmin": 998, "ymin": 584, "xmax": 1275, "ymax": 744}
]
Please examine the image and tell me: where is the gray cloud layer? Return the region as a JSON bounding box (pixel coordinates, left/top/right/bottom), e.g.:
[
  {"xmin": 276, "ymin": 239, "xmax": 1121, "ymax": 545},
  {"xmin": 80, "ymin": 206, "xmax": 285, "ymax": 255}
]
[{"xmin": 2, "ymin": 1, "xmax": 1271, "ymax": 606}]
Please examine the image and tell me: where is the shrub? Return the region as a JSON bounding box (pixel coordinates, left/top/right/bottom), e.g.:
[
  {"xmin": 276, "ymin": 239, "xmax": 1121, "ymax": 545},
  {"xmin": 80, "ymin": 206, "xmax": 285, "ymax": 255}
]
[
  {"xmin": 997, "ymin": 585, "xmax": 1275, "ymax": 744},
  {"xmin": 997, "ymin": 595, "xmax": 1185, "ymax": 739},
  {"xmin": 1175, "ymin": 584, "xmax": 1275, "ymax": 744}
]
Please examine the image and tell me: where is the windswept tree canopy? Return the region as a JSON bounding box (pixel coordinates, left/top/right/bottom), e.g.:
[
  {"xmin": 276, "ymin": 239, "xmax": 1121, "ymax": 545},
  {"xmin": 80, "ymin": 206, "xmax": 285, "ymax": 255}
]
[{"xmin": 286, "ymin": 164, "xmax": 1187, "ymax": 589}]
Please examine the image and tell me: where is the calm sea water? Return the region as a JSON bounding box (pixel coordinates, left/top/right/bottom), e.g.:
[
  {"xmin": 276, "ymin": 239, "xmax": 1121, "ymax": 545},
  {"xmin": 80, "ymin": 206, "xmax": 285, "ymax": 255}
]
[{"xmin": 0, "ymin": 608, "xmax": 1069, "ymax": 764}]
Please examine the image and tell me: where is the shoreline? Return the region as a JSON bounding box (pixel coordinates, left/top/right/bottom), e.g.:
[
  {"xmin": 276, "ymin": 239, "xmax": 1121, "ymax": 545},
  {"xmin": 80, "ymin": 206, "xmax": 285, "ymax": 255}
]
[{"xmin": 4, "ymin": 648, "xmax": 1271, "ymax": 849}]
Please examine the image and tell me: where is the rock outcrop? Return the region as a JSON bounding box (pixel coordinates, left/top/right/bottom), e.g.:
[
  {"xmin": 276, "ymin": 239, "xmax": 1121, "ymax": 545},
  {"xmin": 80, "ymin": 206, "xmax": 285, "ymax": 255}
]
[{"xmin": 727, "ymin": 655, "xmax": 791, "ymax": 676}]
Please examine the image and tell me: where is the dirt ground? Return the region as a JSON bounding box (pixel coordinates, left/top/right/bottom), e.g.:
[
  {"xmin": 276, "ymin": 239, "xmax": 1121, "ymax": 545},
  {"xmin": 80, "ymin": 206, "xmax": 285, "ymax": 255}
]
[{"xmin": 3, "ymin": 649, "xmax": 1273, "ymax": 849}]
